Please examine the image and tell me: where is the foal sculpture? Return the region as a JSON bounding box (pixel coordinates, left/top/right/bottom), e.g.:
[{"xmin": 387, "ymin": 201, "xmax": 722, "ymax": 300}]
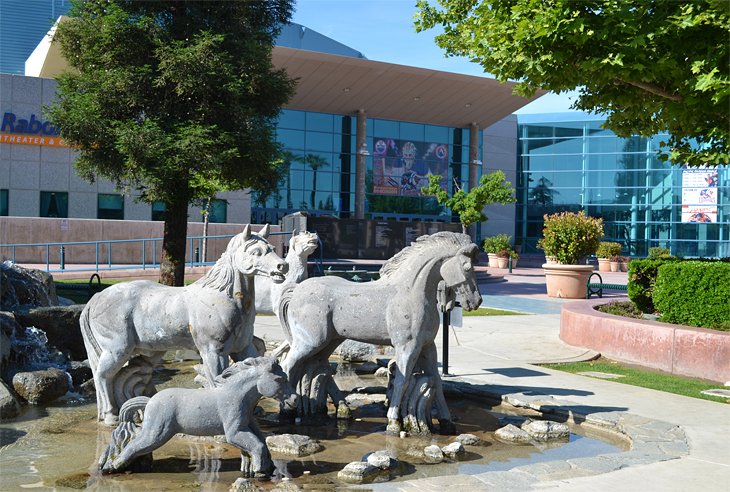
[
  {"xmin": 277, "ymin": 232, "xmax": 482, "ymax": 433},
  {"xmin": 99, "ymin": 357, "xmax": 297, "ymax": 478},
  {"xmin": 255, "ymin": 230, "xmax": 318, "ymax": 316},
  {"xmin": 80, "ymin": 224, "xmax": 288, "ymax": 425}
]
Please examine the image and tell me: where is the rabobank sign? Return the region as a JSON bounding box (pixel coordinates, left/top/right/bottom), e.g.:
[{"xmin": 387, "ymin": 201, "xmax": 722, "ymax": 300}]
[{"xmin": 0, "ymin": 112, "xmax": 68, "ymax": 147}]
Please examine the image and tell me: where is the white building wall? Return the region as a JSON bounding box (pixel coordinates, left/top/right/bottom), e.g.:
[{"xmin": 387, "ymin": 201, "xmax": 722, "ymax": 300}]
[{"xmin": 481, "ymin": 114, "xmax": 518, "ymax": 242}]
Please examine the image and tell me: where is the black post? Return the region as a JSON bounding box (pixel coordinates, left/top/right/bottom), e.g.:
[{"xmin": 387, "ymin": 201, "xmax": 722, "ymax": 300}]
[
  {"xmin": 59, "ymin": 245, "xmax": 65, "ymax": 270},
  {"xmin": 194, "ymin": 247, "xmax": 200, "ymax": 264},
  {"xmin": 442, "ymin": 310, "xmax": 450, "ymax": 376}
]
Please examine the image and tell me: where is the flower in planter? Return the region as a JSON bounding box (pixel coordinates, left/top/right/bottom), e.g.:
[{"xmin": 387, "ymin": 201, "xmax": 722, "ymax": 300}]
[{"xmin": 537, "ymin": 211, "xmax": 603, "ymax": 265}]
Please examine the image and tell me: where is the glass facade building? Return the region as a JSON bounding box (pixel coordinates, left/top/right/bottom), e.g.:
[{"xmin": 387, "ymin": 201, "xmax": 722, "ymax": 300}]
[
  {"xmin": 516, "ymin": 113, "xmax": 728, "ymax": 258},
  {"xmin": 251, "ymin": 109, "xmax": 480, "ymax": 226}
]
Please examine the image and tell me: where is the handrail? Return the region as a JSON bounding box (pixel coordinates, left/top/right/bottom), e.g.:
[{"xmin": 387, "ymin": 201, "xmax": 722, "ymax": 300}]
[{"xmin": 0, "ymin": 232, "xmax": 294, "ymax": 274}]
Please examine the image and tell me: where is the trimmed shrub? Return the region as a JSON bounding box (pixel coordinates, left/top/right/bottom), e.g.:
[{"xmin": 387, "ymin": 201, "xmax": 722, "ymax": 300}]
[
  {"xmin": 647, "ymin": 247, "xmax": 672, "ymax": 259},
  {"xmin": 627, "ymin": 257, "xmax": 680, "ymax": 313},
  {"xmin": 483, "ymin": 234, "xmax": 511, "ymax": 254},
  {"xmin": 596, "ymin": 241, "xmax": 622, "ymax": 259},
  {"xmin": 653, "ymin": 262, "xmax": 730, "ymax": 330},
  {"xmin": 537, "ymin": 211, "xmax": 603, "ymax": 264}
]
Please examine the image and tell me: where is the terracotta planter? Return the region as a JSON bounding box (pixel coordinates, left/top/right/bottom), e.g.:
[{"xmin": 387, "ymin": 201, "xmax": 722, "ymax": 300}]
[
  {"xmin": 610, "ymin": 261, "xmax": 620, "ymax": 272},
  {"xmin": 542, "ymin": 263, "xmax": 595, "ymax": 299},
  {"xmin": 620, "ymin": 261, "xmax": 629, "ymax": 272},
  {"xmin": 597, "ymin": 258, "xmax": 611, "ymax": 272},
  {"xmin": 497, "ymin": 257, "xmax": 509, "ymax": 269},
  {"xmin": 511, "ymin": 258, "xmax": 519, "ymax": 269},
  {"xmin": 487, "ymin": 253, "xmax": 500, "ymax": 268}
]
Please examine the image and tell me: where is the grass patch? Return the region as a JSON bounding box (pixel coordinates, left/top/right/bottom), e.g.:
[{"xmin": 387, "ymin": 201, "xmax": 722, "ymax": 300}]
[
  {"xmin": 463, "ymin": 307, "xmax": 525, "ymax": 316},
  {"xmin": 594, "ymin": 301, "xmax": 644, "ymax": 319},
  {"xmin": 543, "ymin": 358, "xmax": 728, "ymax": 404}
]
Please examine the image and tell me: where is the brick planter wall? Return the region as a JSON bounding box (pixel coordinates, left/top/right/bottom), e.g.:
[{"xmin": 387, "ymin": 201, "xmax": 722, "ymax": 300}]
[{"xmin": 560, "ymin": 299, "xmax": 730, "ymax": 383}]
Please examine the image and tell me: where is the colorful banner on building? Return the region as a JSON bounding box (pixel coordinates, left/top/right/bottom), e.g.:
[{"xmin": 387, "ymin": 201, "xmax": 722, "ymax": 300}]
[
  {"xmin": 681, "ymin": 166, "xmax": 718, "ymax": 223},
  {"xmin": 372, "ymin": 137, "xmax": 449, "ymax": 196}
]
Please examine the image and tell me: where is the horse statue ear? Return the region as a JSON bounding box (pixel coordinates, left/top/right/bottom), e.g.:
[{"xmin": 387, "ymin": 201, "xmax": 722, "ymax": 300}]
[
  {"xmin": 242, "ymin": 224, "xmax": 251, "ymax": 240},
  {"xmin": 260, "ymin": 224, "xmax": 270, "ymax": 238},
  {"xmin": 292, "ymin": 228, "xmax": 299, "ymax": 236}
]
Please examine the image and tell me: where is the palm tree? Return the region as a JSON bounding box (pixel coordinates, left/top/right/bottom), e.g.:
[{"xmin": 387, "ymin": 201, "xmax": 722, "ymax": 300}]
[
  {"xmin": 281, "ymin": 150, "xmax": 303, "ymax": 209},
  {"xmin": 304, "ymin": 154, "xmax": 329, "ymax": 209}
]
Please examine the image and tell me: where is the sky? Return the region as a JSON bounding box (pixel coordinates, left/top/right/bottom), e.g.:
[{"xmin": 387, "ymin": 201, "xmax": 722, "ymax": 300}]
[{"xmin": 291, "ymin": 0, "xmax": 580, "ymax": 114}]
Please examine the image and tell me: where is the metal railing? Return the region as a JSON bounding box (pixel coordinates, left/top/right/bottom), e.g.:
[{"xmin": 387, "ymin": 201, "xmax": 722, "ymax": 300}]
[{"xmin": 1, "ymin": 231, "xmax": 324, "ymax": 275}]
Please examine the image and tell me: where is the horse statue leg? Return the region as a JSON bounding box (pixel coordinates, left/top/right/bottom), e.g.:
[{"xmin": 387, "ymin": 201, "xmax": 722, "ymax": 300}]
[
  {"xmin": 386, "ymin": 341, "xmax": 420, "ymax": 434},
  {"xmin": 198, "ymin": 348, "xmax": 229, "ymax": 388},
  {"xmin": 419, "ymin": 340, "xmax": 456, "ymax": 434},
  {"xmin": 225, "ymin": 424, "xmax": 273, "ymax": 478},
  {"xmin": 95, "ymin": 348, "xmax": 133, "ymax": 425}
]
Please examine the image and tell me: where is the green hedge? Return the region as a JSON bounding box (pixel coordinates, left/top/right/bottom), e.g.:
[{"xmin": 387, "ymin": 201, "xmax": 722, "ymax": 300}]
[
  {"xmin": 627, "ymin": 257, "xmax": 680, "ymax": 313},
  {"xmin": 653, "ymin": 262, "xmax": 730, "ymax": 330}
]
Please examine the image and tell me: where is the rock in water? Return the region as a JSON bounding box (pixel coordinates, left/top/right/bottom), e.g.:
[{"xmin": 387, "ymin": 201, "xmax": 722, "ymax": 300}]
[
  {"xmin": 423, "ymin": 444, "xmax": 444, "ymax": 463},
  {"xmin": 337, "ymin": 461, "xmax": 380, "ymax": 484},
  {"xmin": 0, "ymin": 263, "xmax": 59, "ymax": 311},
  {"xmin": 265, "ymin": 434, "xmax": 323, "ymax": 457},
  {"xmin": 12, "ymin": 367, "xmax": 69, "ymax": 404},
  {"xmin": 363, "ymin": 449, "xmax": 398, "ymax": 470},
  {"xmin": 0, "ymin": 379, "xmax": 21, "ymax": 420},
  {"xmin": 456, "ymin": 433, "xmax": 481, "ymax": 445},
  {"xmin": 441, "ymin": 441, "xmax": 465, "ymax": 458},
  {"xmin": 521, "ymin": 420, "xmax": 570, "ymax": 441},
  {"xmin": 494, "ymin": 424, "xmax": 532, "ymax": 444}
]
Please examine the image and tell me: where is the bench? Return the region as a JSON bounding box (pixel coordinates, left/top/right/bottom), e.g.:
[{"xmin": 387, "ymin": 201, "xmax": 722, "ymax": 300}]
[
  {"xmin": 323, "ymin": 267, "xmax": 379, "ymax": 282},
  {"xmin": 55, "ymin": 273, "xmax": 104, "ymax": 302},
  {"xmin": 586, "ymin": 272, "xmax": 628, "ymax": 299}
]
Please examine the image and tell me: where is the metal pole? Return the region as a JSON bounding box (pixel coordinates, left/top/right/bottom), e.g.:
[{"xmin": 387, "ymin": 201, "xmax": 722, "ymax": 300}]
[
  {"xmin": 59, "ymin": 245, "xmax": 65, "ymax": 270},
  {"xmin": 442, "ymin": 310, "xmax": 450, "ymax": 376}
]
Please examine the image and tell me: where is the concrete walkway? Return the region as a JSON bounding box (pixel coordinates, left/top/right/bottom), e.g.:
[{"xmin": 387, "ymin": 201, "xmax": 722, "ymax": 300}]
[{"xmin": 254, "ymin": 267, "xmax": 730, "ymax": 491}]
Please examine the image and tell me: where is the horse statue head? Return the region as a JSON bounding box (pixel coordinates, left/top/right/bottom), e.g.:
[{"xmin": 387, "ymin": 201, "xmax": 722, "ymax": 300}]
[
  {"xmin": 215, "ymin": 356, "xmax": 297, "ymax": 410},
  {"xmin": 289, "ymin": 230, "xmax": 319, "ymax": 258},
  {"xmin": 438, "ymin": 240, "xmax": 482, "ymax": 311}
]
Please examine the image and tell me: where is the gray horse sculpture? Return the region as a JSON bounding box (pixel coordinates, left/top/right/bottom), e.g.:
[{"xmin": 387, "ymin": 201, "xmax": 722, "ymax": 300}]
[
  {"xmin": 277, "ymin": 231, "xmax": 482, "ymax": 433},
  {"xmin": 99, "ymin": 357, "xmax": 297, "ymax": 478},
  {"xmin": 255, "ymin": 230, "xmax": 318, "ymax": 316},
  {"xmin": 80, "ymin": 224, "xmax": 288, "ymax": 425}
]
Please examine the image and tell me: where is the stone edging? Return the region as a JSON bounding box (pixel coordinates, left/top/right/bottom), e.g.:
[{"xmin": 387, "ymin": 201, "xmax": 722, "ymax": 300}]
[
  {"xmin": 560, "ymin": 299, "xmax": 730, "ymax": 383},
  {"xmin": 437, "ymin": 379, "xmax": 689, "ymax": 490}
]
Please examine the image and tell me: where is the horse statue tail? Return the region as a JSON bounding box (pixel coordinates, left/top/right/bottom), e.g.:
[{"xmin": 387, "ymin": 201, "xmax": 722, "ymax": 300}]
[
  {"xmin": 98, "ymin": 396, "xmax": 150, "ymax": 471},
  {"xmin": 271, "ymin": 285, "xmax": 297, "ymax": 359},
  {"xmin": 79, "ymin": 302, "xmax": 101, "ymax": 373}
]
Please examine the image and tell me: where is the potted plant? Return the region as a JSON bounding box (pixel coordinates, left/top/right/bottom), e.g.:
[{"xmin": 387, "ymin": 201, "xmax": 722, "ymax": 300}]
[
  {"xmin": 596, "ymin": 241, "xmax": 622, "ymax": 272},
  {"xmin": 620, "ymin": 255, "xmax": 630, "ymax": 272},
  {"xmin": 509, "ymin": 249, "xmax": 520, "ymax": 269},
  {"xmin": 610, "ymin": 254, "xmax": 621, "ymax": 272},
  {"xmin": 497, "ymin": 249, "xmax": 510, "ymax": 269},
  {"xmin": 483, "ymin": 234, "xmax": 511, "ymax": 268},
  {"xmin": 537, "ymin": 211, "xmax": 604, "ymax": 298}
]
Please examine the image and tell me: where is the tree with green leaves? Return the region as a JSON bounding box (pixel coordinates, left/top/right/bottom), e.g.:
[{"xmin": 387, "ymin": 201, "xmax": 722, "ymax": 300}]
[
  {"xmin": 48, "ymin": 0, "xmax": 296, "ymax": 285},
  {"xmin": 416, "ymin": 0, "xmax": 729, "ymax": 166},
  {"xmin": 421, "ymin": 170, "xmax": 516, "ymax": 234},
  {"xmin": 303, "ymin": 154, "xmax": 329, "ymax": 209}
]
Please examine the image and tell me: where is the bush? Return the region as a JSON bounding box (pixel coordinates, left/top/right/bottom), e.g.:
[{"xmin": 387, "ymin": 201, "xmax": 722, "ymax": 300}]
[
  {"xmin": 627, "ymin": 257, "xmax": 680, "ymax": 313},
  {"xmin": 483, "ymin": 234, "xmax": 512, "ymax": 254},
  {"xmin": 648, "ymin": 246, "xmax": 672, "ymax": 258},
  {"xmin": 537, "ymin": 211, "xmax": 603, "ymax": 264},
  {"xmin": 653, "ymin": 262, "xmax": 730, "ymax": 330},
  {"xmin": 596, "ymin": 241, "xmax": 622, "ymax": 259}
]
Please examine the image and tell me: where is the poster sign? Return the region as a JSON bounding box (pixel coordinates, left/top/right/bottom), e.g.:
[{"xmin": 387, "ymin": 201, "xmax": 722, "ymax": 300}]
[
  {"xmin": 681, "ymin": 167, "xmax": 718, "ymax": 223},
  {"xmin": 372, "ymin": 137, "xmax": 449, "ymax": 196}
]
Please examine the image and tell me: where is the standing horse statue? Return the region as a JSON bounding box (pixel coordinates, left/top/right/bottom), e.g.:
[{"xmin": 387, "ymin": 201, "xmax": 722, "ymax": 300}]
[
  {"xmin": 255, "ymin": 230, "xmax": 318, "ymax": 316},
  {"xmin": 80, "ymin": 224, "xmax": 288, "ymax": 425},
  {"xmin": 99, "ymin": 357, "xmax": 297, "ymax": 478},
  {"xmin": 277, "ymin": 231, "xmax": 482, "ymax": 434}
]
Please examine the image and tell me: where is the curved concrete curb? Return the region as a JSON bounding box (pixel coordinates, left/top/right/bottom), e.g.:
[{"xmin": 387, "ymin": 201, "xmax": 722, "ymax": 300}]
[
  {"xmin": 560, "ymin": 299, "xmax": 730, "ymax": 383},
  {"xmin": 371, "ymin": 380, "xmax": 689, "ymax": 491}
]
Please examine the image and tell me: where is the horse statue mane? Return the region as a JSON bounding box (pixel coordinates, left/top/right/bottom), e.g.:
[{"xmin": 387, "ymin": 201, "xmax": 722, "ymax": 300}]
[
  {"xmin": 195, "ymin": 225, "xmax": 268, "ymax": 296},
  {"xmin": 213, "ymin": 357, "xmax": 273, "ymax": 386},
  {"xmin": 379, "ymin": 231, "xmax": 473, "ymax": 279}
]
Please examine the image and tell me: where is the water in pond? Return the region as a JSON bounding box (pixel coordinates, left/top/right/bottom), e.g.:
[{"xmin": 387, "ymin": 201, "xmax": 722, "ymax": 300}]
[{"xmin": 0, "ymin": 360, "xmax": 624, "ymax": 491}]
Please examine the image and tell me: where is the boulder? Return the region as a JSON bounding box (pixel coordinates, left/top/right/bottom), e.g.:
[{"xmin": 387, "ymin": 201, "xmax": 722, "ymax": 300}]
[
  {"xmin": 364, "ymin": 450, "xmax": 398, "ymax": 470},
  {"xmin": 66, "ymin": 360, "xmax": 93, "ymax": 388},
  {"xmin": 495, "ymin": 424, "xmax": 532, "ymax": 444},
  {"xmin": 335, "ymin": 340, "xmax": 380, "ymax": 362},
  {"xmin": 441, "ymin": 441, "xmax": 465, "ymax": 458},
  {"xmin": 456, "ymin": 433, "xmax": 481, "ymax": 445},
  {"xmin": 12, "ymin": 367, "xmax": 69, "ymax": 404},
  {"xmin": 374, "ymin": 366, "xmax": 390, "ymax": 378},
  {"xmin": 0, "ymin": 263, "xmax": 58, "ymax": 311},
  {"xmin": 0, "ymin": 379, "xmax": 21, "ymax": 420},
  {"xmin": 14, "ymin": 305, "xmax": 86, "ymax": 360},
  {"xmin": 521, "ymin": 420, "xmax": 570, "ymax": 441},
  {"xmin": 265, "ymin": 434, "xmax": 323, "ymax": 457},
  {"xmin": 423, "ymin": 444, "xmax": 444, "ymax": 463},
  {"xmin": 337, "ymin": 461, "xmax": 380, "ymax": 484}
]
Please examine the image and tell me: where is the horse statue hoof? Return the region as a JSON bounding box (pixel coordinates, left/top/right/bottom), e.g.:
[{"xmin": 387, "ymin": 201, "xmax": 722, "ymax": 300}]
[
  {"xmin": 439, "ymin": 419, "xmax": 457, "ymax": 435},
  {"xmin": 386, "ymin": 419, "xmax": 402, "ymax": 434},
  {"xmin": 103, "ymin": 414, "xmax": 119, "ymax": 427}
]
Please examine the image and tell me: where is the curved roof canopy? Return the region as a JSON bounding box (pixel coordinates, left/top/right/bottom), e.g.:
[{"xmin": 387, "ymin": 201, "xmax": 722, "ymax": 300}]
[{"xmin": 27, "ymin": 18, "xmax": 540, "ymax": 128}]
